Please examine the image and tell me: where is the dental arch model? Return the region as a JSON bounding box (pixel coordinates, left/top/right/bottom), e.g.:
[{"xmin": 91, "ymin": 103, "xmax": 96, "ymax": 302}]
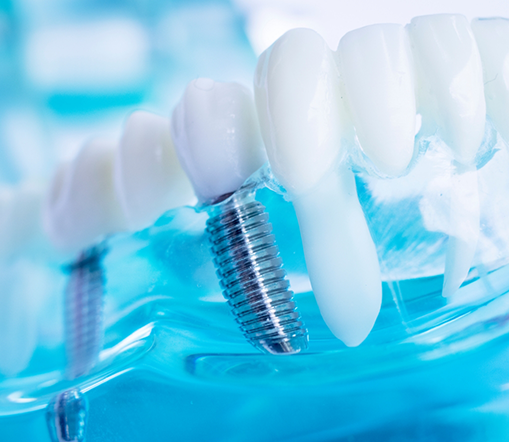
[{"xmin": 5, "ymin": 12, "xmax": 508, "ymax": 383}]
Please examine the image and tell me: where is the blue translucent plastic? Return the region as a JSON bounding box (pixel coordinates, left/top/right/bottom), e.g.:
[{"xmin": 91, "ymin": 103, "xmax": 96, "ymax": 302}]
[{"xmin": 3, "ymin": 173, "xmax": 509, "ymax": 441}]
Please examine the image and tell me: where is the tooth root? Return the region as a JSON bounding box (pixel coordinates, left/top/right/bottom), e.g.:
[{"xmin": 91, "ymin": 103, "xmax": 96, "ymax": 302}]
[
  {"xmin": 115, "ymin": 111, "xmax": 196, "ymax": 231},
  {"xmin": 471, "ymin": 17, "xmax": 509, "ymax": 145},
  {"xmin": 171, "ymin": 78, "xmax": 266, "ymax": 203},
  {"xmin": 293, "ymin": 167, "xmax": 382, "ymax": 346},
  {"xmin": 337, "ymin": 24, "xmax": 416, "ymax": 176},
  {"xmin": 408, "ymin": 14, "xmax": 484, "ymax": 295},
  {"xmin": 408, "ymin": 14, "xmax": 486, "ymax": 165},
  {"xmin": 442, "ymin": 166, "xmax": 480, "ymax": 297},
  {"xmin": 254, "ymin": 28, "xmax": 382, "ymax": 346},
  {"xmin": 44, "ymin": 139, "xmax": 126, "ymax": 253}
]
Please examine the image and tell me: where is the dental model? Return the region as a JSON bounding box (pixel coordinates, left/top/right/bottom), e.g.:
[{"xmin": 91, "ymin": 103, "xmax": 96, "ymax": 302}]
[
  {"xmin": 171, "ymin": 78, "xmax": 309, "ymax": 354},
  {"xmin": 254, "ymin": 28, "xmax": 382, "ymax": 347},
  {"xmin": 408, "ymin": 14, "xmax": 486, "ymax": 297},
  {"xmin": 44, "ymin": 138, "xmax": 121, "ymax": 442}
]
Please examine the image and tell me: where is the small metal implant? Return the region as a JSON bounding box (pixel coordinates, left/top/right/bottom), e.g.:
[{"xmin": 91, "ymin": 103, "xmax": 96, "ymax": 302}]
[
  {"xmin": 206, "ymin": 185, "xmax": 308, "ymax": 355},
  {"xmin": 47, "ymin": 245, "xmax": 106, "ymax": 442}
]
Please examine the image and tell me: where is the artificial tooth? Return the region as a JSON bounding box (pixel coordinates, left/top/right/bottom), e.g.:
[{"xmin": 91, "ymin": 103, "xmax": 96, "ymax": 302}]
[
  {"xmin": 471, "ymin": 17, "xmax": 509, "ymax": 144},
  {"xmin": 115, "ymin": 110, "xmax": 196, "ymax": 231},
  {"xmin": 254, "ymin": 28, "xmax": 382, "ymax": 346},
  {"xmin": 0, "ymin": 183, "xmax": 45, "ymax": 260},
  {"xmin": 337, "ymin": 24, "xmax": 416, "ymax": 176},
  {"xmin": 171, "ymin": 78, "xmax": 266, "ymax": 203},
  {"xmin": 44, "ymin": 138, "xmax": 127, "ymax": 253},
  {"xmin": 407, "ymin": 14, "xmax": 486, "ymax": 165},
  {"xmin": 408, "ymin": 14, "xmax": 485, "ymax": 297},
  {"xmin": 0, "ymin": 185, "xmax": 47, "ymax": 377}
]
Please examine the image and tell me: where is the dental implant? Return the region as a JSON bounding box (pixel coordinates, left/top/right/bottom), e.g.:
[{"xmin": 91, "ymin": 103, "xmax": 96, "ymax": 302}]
[
  {"xmin": 46, "ymin": 244, "xmax": 106, "ymax": 442},
  {"xmin": 171, "ymin": 77, "xmax": 308, "ymax": 354},
  {"xmin": 43, "ymin": 138, "xmax": 125, "ymax": 442}
]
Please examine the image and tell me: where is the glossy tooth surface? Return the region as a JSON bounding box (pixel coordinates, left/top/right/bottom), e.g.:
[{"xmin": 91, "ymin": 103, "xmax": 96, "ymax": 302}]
[
  {"xmin": 255, "ymin": 28, "xmax": 382, "ymax": 346},
  {"xmin": 115, "ymin": 111, "xmax": 195, "ymax": 231},
  {"xmin": 471, "ymin": 17, "xmax": 509, "ymax": 144},
  {"xmin": 407, "ymin": 14, "xmax": 486, "ymax": 165},
  {"xmin": 337, "ymin": 24, "xmax": 416, "ymax": 176},
  {"xmin": 171, "ymin": 78, "xmax": 266, "ymax": 202},
  {"xmin": 44, "ymin": 139, "xmax": 126, "ymax": 253}
]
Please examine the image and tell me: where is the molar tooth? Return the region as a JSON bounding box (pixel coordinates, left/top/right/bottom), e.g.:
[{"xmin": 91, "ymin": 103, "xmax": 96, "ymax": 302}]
[
  {"xmin": 114, "ymin": 111, "xmax": 195, "ymax": 231},
  {"xmin": 407, "ymin": 14, "xmax": 486, "ymax": 165},
  {"xmin": 44, "ymin": 139, "xmax": 126, "ymax": 253},
  {"xmin": 337, "ymin": 24, "xmax": 416, "ymax": 176},
  {"xmin": 255, "ymin": 28, "xmax": 382, "ymax": 346},
  {"xmin": 408, "ymin": 14, "xmax": 485, "ymax": 296},
  {"xmin": 471, "ymin": 17, "xmax": 509, "ymax": 144}
]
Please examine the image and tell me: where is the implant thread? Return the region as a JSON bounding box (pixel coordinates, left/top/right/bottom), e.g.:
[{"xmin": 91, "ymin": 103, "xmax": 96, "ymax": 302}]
[
  {"xmin": 206, "ymin": 190, "xmax": 308, "ymax": 355},
  {"xmin": 64, "ymin": 246, "xmax": 105, "ymax": 380}
]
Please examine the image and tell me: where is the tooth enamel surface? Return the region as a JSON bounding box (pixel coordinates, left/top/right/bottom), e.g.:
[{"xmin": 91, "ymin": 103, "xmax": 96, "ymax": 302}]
[
  {"xmin": 337, "ymin": 24, "xmax": 416, "ymax": 176},
  {"xmin": 254, "ymin": 29, "xmax": 341, "ymax": 195},
  {"xmin": 115, "ymin": 111, "xmax": 195, "ymax": 231},
  {"xmin": 471, "ymin": 18, "xmax": 509, "ymax": 144},
  {"xmin": 171, "ymin": 78, "xmax": 266, "ymax": 202},
  {"xmin": 44, "ymin": 139, "xmax": 126, "ymax": 253},
  {"xmin": 407, "ymin": 14, "xmax": 486, "ymax": 165},
  {"xmin": 255, "ymin": 28, "xmax": 382, "ymax": 346}
]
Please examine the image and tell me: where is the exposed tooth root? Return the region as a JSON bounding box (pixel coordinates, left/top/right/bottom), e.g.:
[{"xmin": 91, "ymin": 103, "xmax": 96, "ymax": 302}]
[
  {"xmin": 408, "ymin": 14, "xmax": 485, "ymax": 296},
  {"xmin": 442, "ymin": 166, "xmax": 480, "ymax": 297},
  {"xmin": 255, "ymin": 28, "xmax": 382, "ymax": 346},
  {"xmin": 293, "ymin": 167, "xmax": 382, "ymax": 346},
  {"xmin": 337, "ymin": 24, "xmax": 416, "ymax": 177}
]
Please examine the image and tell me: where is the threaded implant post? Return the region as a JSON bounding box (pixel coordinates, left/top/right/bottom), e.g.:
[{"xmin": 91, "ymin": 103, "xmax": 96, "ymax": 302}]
[
  {"xmin": 47, "ymin": 245, "xmax": 106, "ymax": 442},
  {"xmin": 64, "ymin": 245, "xmax": 106, "ymax": 379},
  {"xmin": 206, "ymin": 188, "xmax": 308, "ymax": 355}
]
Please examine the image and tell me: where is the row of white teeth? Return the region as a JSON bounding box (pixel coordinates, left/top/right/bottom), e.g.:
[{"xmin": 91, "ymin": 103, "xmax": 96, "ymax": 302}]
[{"xmin": 2, "ymin": 14, "xmax": 509, "ymax": 360}]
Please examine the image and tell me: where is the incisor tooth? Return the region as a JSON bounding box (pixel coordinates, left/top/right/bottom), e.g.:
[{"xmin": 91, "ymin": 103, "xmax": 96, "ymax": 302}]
[
  {"xmin": 255, "ymin": 28, "xmax": 382, "ymax": 346},
  {"xmin": 407, "ymin": 14, "xmax": 486, "ymax": 165},
  {"xmin": 471, "ymin": 17, "xmax": 509, "ymax": 144},
  {"xmin": 408, "ymin": 14, "xmax": 485, "ymax": 296},
  {"xmin": 337, "ymin": 24, "xmax": 416, "ymax": 176}
]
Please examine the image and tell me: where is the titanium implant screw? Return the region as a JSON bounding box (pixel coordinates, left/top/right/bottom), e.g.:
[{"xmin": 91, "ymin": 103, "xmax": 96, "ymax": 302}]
[
  {"xmin": 64, "ymin": 246, "xmax": 105, "ymax": 379},
  {"xmin": 206, "ymin": 186, "xmax": 308, "ymax": 355},
  {"xmin": 47, "ymin": 245, "xmax": 106, "ymax": 442}
]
